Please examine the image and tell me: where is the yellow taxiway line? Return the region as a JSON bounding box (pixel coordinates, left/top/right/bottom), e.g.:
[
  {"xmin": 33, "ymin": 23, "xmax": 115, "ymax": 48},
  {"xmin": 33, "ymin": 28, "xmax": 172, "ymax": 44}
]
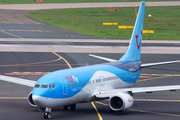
[
  {"xmin": 94, "ymin": 100, "xmax": 180, "ymax": 117},
  {"xmin": 91, "ymin": 102, "xmax": 103, "ymax": 120},
  {"xmin": 0, "ymin": 30, "xmax": 25, "ymax": 39},
  {"xmin": 129, "ymin": 109, "xmax": 180, "ymax": 117},
  {"xmin": 50, "ymin": 50, "xmax": 72, "ymax": 69},
  {"xmin": 134, "ymin": 99, "xmax": 180, "ymax": 102},
  {"xmin": 51, "ymin": 50, "xmax": 103, "ymax": 120},
  {"xmin": 0, "ymin": 97, "xmax": 27, "ymax": 99}
]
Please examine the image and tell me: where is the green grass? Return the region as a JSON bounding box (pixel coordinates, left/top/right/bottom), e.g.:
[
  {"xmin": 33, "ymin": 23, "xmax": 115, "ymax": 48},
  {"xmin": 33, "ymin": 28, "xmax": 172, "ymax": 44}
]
[
  {"xmin": 27, "ymin": 6, "xmax": 180, "ymax": 40},
  {"xmin": 0, "ymin": 0, "xmax": 173, "ymax": 4}
]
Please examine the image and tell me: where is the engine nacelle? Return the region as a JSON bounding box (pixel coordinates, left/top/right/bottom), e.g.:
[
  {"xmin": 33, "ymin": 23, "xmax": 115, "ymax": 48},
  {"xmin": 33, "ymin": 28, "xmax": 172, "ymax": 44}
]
[
  {"xmin": 27, "ymin": 91, "xmax": 37, "ymax": 108},
  {"xmin": 109, "ymin": 93, "xmax": 133, "ymax": 111}
]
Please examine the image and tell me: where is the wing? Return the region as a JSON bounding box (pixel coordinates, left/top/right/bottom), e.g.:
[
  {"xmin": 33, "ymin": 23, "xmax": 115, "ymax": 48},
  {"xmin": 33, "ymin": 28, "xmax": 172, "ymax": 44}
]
[
  {"xmin": 0, "ymin": 75, "xmax": 36, "ymax": 87},
  {"xmin": 94, "ymin": 85, "xmax": 180, "ymax": 98},
  {"xmin": 89, "ymin": 54, "xmax": 180, "ymax": 67}
]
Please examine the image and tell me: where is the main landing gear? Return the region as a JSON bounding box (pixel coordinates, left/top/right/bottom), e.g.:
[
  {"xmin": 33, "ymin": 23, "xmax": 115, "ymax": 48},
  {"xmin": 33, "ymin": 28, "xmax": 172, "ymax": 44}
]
[{"xmin": 44, "ymin": 108, "xmax": 52, "ymax": 119}]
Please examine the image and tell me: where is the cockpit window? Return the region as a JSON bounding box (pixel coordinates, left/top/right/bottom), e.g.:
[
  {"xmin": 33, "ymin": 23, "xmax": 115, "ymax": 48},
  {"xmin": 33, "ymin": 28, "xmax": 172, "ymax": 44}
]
[
  {"xmin": 49, "ymin": 84, "xmax": 55, "ymax": 89},
  {"xmin": 34, "ymin": 84, "xmax": 55, "ymax": 89},
  {"xmin": 41, "ymin": 85, "xmax": 49, "ymax": 88},
  {"xmin": 34, "ymin": 84, "xmax": 40, "ymax": 88}
]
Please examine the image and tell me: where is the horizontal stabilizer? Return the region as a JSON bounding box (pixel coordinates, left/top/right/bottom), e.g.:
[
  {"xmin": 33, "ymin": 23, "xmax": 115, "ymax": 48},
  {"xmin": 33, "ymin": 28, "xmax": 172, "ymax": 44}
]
[
  {"xmin": 89, "ymin": 54, "xmax": 117, "ymax": 62},
  {"xmin": 141, "ymin": 60, "xmax": 180, "ymax": 67}
]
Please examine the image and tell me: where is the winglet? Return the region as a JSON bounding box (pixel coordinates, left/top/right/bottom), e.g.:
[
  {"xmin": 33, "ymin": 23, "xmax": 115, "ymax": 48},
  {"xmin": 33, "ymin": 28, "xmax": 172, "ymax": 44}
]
[{"xmin": 119, "ymin": 1, "xmax": 145, "ymax": 62}]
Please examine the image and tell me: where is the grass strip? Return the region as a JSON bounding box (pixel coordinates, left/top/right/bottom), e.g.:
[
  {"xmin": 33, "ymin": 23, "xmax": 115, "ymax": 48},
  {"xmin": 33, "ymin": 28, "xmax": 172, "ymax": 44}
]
[
  {"xmin": 0, "ymin": 0, "xmax": 173, "ymax": 4},
  {"xmin": 27, "ymin": 6, "xmax": 180, "ymax": 40}
]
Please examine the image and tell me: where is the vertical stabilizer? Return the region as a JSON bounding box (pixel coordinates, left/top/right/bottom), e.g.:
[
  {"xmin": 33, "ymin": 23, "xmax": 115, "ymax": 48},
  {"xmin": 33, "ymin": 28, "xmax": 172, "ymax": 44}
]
[{"xmin": 119, "ymin": 1, "xmax": 145, "ymax": 62}]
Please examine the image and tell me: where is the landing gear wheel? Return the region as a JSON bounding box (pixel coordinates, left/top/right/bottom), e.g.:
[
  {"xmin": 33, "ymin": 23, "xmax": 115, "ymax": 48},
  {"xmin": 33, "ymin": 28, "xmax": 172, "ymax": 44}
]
[
  {"xmin": 44, "ymin": 112, "xmax": 52, "ymax": 119},
  {"xmin": 70, "ymin": 104, "xmax": 76, "ymax": 110},
  {"xmin": 63, "ymin": 105, "xmax": 69, "ymax": 110}
]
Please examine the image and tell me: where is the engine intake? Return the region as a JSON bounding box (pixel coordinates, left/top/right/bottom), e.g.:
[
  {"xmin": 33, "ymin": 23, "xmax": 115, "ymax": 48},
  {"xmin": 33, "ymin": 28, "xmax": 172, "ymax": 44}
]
[
  {"xmin": 27, "ymin": 91, "xmax": 37, "ymax": 108},
  {"xmin": 109, "ymin": 93, "xmax": 133, "ymax": 111}
]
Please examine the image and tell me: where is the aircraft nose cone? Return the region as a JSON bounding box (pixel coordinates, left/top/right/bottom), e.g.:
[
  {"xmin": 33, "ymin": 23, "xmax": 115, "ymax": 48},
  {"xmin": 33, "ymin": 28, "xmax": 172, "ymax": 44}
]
[
  {"xmin": 32, "ymin": 95, "xmax": 40, "ymax": 105},
  {"xmin": 32, "ymin": 95, "xmax": 57, "ymax": 108},
  {"xmin": 32, "ymin": 95, "xmax": 45, "ymax": 107}
]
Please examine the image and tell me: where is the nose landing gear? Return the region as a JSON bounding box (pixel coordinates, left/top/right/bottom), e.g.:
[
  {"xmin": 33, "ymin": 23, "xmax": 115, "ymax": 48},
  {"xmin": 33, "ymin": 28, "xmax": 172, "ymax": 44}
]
[
  {"xmin": 44, "ymin": 108, "xmax": 52, "ymax": 119},
  {"xmin": 43, "ymin": 104, "xmax": 76, "ymax": 119}
]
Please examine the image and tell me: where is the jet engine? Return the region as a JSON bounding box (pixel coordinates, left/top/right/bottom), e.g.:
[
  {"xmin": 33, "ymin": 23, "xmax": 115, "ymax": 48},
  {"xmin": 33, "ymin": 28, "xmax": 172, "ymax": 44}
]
[
  {"xmin": 27, "ymin": 91, "xmax": 37, "ymax": 108},
  {"xmin": 109, "ymin": 93, "xmax": 133, "ymax": 111}
]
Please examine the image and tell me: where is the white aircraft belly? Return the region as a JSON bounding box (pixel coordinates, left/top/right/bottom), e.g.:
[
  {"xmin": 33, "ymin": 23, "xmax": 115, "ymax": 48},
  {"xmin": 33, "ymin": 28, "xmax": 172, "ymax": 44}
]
[{"xmin": 33, "ymin": 87, "xmax": 90, "ymax": 108}]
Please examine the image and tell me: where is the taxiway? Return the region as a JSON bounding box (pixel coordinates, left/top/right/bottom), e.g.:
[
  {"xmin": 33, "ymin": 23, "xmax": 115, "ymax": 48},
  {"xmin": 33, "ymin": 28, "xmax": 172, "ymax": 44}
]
[{"xmin": 0, "ymin": 2, "xmax": 179, "ymax": 120}]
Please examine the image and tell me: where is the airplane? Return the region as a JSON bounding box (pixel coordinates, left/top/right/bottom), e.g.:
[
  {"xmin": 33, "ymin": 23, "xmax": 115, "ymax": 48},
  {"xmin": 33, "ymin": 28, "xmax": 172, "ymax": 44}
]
[{"xmin": 0, "ymin": 1, "xmax": 180, "ymax": 119}]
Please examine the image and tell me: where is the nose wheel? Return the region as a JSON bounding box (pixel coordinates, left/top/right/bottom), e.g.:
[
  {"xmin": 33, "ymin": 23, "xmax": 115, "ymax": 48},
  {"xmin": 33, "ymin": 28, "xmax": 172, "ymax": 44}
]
[
  {"xmin": 43, "ymin": 108, "xmax": 52, "ymax": 119},
  {"xmin": 44, "ymin": 112, "xmax": 52, "ymax": 119}
]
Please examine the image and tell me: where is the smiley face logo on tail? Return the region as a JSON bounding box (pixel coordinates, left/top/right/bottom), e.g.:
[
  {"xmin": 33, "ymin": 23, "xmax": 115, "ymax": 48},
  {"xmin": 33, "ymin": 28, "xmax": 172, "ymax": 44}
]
[{"xmin": 135, "ymin": 30, "xmax": 142, "ymax": 49}]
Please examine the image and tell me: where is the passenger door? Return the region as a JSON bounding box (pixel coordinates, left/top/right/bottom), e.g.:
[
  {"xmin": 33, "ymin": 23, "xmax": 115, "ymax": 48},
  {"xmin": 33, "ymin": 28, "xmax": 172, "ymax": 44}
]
[
  {"xmin": 99, "ymin": 76, "xmax": 105, "ymax": 86},
  {"xmin": 59, "ymin": 77, "xmax": 68, "ymax": 95}
]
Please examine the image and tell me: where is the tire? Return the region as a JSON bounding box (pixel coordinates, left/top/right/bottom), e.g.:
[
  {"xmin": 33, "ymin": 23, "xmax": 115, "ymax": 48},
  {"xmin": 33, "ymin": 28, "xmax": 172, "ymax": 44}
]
[{"xmin": 44, "ymin": 112, "xmax": 52, "ymax": 119}]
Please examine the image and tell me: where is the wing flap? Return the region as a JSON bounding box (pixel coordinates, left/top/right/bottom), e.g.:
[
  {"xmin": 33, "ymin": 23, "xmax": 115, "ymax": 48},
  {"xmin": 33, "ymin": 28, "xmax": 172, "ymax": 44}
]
[
  {"xmin": 0, "ymin": 75, "xmax": 36, "ymax": 87},
  {"xmin": 94, "ymin": 85, "xmax": 180, "ymax": 98}
]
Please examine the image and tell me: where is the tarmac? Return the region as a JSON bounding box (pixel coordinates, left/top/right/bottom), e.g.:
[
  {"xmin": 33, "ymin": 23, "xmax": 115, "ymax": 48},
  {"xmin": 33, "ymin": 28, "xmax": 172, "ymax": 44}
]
[{"xmin": 0, "ymin": 1, "xmax": 180, "ymax": 10}]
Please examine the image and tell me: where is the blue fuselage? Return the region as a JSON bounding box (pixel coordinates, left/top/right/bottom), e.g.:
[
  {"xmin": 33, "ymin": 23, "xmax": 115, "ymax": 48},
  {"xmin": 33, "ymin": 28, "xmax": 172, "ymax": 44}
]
[{"xmin": 32, "ymin": 61, "xmax": 141, "ymax": 107}]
